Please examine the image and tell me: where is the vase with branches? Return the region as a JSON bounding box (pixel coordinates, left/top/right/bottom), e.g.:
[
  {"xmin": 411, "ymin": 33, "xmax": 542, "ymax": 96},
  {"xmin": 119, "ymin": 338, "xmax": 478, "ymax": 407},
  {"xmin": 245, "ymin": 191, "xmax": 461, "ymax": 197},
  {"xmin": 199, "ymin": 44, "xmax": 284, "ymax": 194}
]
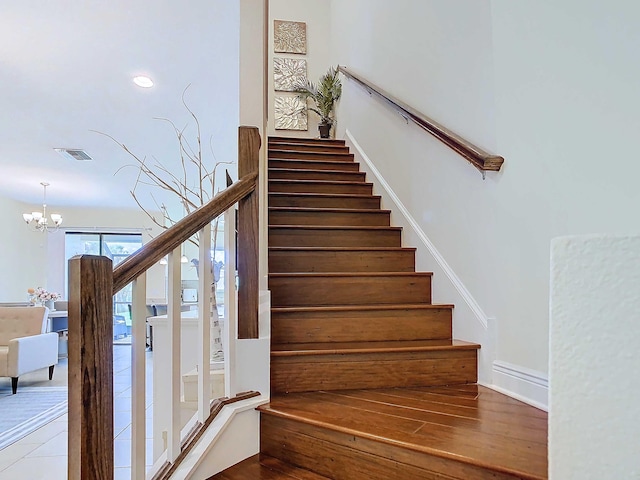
[{"xmin": 96, "ymin": 88, "xmax": 232, "ymax": 361}]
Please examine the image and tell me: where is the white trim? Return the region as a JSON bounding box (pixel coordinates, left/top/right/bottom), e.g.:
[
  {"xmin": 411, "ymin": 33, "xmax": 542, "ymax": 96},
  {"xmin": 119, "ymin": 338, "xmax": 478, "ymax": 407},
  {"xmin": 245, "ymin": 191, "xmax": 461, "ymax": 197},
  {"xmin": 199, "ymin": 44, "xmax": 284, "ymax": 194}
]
[
  {"xmin": 345, "ymin": 129, "xmax": 489, "ymax": 329},
  {"xmin": 486, "ymin": 360, "xmax": 549, "ymax": 411},
  {"xmin": 161, "ymin": 395, "xmax": 269, "ymax": 480}
]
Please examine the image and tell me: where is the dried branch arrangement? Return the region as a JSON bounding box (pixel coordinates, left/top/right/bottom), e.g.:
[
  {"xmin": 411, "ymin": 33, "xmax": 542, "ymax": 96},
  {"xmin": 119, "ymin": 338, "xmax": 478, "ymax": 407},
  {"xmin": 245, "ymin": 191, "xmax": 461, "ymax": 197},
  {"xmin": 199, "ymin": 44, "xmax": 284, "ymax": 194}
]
[{"xmin": 95, "ymin": 87, "xmax": 233, "ymax": 247}]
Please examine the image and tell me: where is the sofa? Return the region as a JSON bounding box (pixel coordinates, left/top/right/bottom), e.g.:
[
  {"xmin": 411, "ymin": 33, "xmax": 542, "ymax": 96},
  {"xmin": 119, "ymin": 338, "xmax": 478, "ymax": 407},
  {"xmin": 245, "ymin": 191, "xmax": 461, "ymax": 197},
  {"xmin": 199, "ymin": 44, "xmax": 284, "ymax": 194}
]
[{"xmin": 0, "ymin": 306, "xmax": 59, "ymax": 394}]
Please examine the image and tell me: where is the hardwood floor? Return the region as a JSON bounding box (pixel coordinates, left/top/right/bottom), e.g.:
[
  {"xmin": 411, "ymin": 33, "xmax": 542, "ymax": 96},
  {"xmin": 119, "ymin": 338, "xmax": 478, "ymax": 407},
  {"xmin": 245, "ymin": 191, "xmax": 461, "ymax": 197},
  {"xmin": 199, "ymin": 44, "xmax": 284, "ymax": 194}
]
[
  {"xmin": 260, "ymin": 385, "xmax": 547, "ymax": 480},
  {"xmin": 210, "ymin": 386, "xmax": 547, "ymax": 479}
]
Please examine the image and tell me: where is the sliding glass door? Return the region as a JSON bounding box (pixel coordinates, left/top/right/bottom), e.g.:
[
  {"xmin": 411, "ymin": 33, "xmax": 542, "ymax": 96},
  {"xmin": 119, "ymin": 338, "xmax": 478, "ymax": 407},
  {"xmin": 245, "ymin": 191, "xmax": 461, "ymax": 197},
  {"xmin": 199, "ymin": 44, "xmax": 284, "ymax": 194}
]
[{"xmin": 65, "ymin": 232, "xmax": 143, "ymax": 345}]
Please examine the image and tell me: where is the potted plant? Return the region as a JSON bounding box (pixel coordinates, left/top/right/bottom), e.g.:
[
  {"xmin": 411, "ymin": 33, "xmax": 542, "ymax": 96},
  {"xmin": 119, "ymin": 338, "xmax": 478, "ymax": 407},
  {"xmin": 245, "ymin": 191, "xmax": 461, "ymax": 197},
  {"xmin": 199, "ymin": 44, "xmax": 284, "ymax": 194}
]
[{"xmin": 295, "ymin": 66, "xmax": 342, "ymax": 138}]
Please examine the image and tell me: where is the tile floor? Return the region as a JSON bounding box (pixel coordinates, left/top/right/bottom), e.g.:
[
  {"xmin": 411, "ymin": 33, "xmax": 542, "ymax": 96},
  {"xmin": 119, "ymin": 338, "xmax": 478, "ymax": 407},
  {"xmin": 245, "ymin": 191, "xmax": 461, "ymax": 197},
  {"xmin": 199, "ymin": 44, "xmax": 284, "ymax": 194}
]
[{"xmin": 0, "ymin": 345, "xmax": 154, "ymax": 479}]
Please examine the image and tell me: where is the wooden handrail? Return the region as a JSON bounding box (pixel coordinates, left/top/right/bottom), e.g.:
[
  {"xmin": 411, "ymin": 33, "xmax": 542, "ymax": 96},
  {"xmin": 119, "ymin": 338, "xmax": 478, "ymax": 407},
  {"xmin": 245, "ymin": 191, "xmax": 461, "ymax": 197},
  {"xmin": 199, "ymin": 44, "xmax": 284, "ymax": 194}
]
[
  {"xmin": 338, "ymin": 66, "xmax": 504, "ymax": 172},
  {"xmin": 69, "ymin": 126, "xmax": 261, "ymax": 480},
  {"xmin": 112, "ymin": 171, "xmax": 257, "ymax": 294}
]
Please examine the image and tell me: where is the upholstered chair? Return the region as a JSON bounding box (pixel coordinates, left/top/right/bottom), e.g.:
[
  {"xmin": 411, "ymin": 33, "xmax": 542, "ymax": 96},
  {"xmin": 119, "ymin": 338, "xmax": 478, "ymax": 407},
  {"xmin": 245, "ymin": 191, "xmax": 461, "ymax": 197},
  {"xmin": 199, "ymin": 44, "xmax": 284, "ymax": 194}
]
[{"xmin": 0, "ymin": 306, "xmax": 59, "ymax": 394}]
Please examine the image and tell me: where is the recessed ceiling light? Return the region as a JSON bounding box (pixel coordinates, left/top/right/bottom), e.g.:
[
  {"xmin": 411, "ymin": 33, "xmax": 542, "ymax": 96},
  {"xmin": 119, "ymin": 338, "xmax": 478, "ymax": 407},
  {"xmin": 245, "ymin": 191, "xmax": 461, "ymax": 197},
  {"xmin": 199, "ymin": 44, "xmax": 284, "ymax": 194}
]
[{"xmin": 133, "ymin": 75, "xmax": 154, "ymax": 88}]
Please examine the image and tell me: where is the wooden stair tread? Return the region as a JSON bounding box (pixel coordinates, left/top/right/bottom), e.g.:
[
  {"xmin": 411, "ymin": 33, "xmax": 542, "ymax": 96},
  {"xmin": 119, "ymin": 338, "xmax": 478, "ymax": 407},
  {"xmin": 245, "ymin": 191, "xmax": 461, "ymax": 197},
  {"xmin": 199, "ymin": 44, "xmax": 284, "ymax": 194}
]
[
  {"xmin": 269, "ymin": 246, "xmax": 416, "ymax": 252},
  {"xmin": 271, "ymin": 303, "xmax": 454, "ymax": 313},
  {"xmin": 269, "ymin": 224, "xmax": 400, "ymax": 231},
  {"xmin": 269, "ymin": 192, "xmax": 380, "ymax": 199},
  {"xmin": 259, "ymin": 386, "xmax": 548, "ymax": 480},
  {"xmin": 268, "ymin": 141, "xmax": 348, "ymax": 149},
  {"xmin": 269, "ymin": 167, "xmax": 362, "ymax": 175},
  {"xmin": 269, "ymin": 136, "xmax": 346, "ymax": 145},
  {"xmin": 269, "ymin": 271, "xmax": 432, "ymax": 278},
  {"xmin": 269, "ymin": 148, "xmax": 352, "ymax": 155},
  {"xmin": 271, "ymin": 339, "xmax": 479, "ymax": 356},
  {"xmin": 269, "ymin": 158, "xmax": 358, "ymax": 166},
  {"xmin": 209, "ymin": 454, "xmax": 331, "ymax": 479},
  {"xmin": 269, "ymin": 207, "xmax": 391, "ymax": 214},
  {"xmin": 269, "ymin": 179, "xmax": 370, "ymax": 186}
]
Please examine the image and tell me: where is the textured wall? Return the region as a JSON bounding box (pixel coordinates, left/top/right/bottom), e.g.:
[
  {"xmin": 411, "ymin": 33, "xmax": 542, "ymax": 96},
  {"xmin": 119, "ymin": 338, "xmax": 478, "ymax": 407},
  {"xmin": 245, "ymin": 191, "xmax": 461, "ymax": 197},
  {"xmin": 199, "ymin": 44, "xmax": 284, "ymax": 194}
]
[{"xmin": 550, "ymin": 235, "xmax": 640, "ymax": 479}]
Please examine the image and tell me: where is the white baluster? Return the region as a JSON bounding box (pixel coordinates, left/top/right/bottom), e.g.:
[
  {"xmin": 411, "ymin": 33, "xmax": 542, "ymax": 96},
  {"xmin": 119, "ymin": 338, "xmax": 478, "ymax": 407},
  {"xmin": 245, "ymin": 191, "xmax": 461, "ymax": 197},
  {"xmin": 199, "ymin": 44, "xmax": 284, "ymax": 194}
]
[
  {"xmin": 167, "ymin": 247, "xmax": 182, "ymax": 462},
  {"xmin": 197, "ymin": 226, "xmax": 212, "ymax": 423},
  {"xmin": 131, "ymin": 275, "xmax": 147, "ymax": 479},
  {"xmin": 224, "ymin": 207, "xmax": 238, "ymax": 398}
]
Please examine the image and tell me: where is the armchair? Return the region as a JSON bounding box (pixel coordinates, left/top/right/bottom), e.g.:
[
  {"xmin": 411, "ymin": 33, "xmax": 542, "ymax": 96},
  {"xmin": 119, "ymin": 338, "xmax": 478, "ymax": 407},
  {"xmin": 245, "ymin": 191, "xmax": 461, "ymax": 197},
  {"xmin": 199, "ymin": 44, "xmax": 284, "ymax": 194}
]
[{"xmin": 0, "ymin": 306, "xmax": 58, "ymax": 394}]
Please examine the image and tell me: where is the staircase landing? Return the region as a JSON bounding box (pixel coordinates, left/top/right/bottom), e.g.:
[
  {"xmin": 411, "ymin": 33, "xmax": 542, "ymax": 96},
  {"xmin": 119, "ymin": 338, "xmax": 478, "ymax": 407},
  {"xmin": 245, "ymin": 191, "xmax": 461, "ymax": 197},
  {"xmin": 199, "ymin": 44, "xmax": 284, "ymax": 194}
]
[{"xmin": 210, "ymin": 385, "xmax": 547, "ymax": 479}]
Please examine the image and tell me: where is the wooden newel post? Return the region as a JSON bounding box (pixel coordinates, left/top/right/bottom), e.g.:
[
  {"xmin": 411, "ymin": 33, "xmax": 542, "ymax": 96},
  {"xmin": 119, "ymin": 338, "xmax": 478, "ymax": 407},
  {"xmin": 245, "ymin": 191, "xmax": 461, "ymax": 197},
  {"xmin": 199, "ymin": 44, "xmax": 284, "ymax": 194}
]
[
  {"xmin": 68, "ymin": 255, "xmax": 114, "ymax": 480},
  {"xmin": 237, "ymin": 126, "xmax": 261, "ymax": 339}
]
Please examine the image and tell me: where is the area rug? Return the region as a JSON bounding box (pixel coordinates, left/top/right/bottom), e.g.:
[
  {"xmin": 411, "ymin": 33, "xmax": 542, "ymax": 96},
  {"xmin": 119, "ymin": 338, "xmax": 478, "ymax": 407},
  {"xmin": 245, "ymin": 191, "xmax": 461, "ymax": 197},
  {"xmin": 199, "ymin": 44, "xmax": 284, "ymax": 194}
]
[{"xmin": 0, "ymin": 387, "xmax": 68, "ymax": 450}]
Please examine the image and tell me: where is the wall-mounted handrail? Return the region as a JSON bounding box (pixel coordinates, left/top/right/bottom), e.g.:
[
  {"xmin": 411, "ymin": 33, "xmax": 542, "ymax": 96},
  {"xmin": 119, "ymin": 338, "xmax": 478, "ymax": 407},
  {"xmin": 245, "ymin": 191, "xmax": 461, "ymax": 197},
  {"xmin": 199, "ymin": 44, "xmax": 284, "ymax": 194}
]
[{"xmin": 338, "ymin": 66, "xmax": 504, "ymax": 172}]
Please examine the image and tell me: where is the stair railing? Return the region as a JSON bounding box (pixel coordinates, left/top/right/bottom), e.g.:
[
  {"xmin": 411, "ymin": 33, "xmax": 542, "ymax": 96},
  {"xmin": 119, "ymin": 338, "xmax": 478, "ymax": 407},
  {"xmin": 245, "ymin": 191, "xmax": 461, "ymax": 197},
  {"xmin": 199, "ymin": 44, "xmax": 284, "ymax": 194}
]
[
  {"xmin": 338, "ymin": 66, "xmax": 504, "ymax": 174},
  {"xmin": 66, "ymin": 126, "xmax": 261, "ymax": 480}
]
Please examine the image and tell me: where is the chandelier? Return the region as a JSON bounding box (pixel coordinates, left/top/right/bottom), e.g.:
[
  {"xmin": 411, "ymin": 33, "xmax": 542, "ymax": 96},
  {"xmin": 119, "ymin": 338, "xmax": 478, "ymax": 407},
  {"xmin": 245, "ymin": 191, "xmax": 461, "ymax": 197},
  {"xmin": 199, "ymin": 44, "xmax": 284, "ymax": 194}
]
[{"xmin": 22, "ymin": 182, "xmax": 63, "ymax": 232}]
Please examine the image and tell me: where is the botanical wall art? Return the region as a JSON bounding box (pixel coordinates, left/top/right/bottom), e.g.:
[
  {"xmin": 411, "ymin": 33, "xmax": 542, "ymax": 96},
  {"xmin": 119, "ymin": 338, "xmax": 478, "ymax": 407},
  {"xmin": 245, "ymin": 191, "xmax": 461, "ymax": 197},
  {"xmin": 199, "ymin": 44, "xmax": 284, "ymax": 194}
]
[
  {"xmin": 274, "ymin": 58, "xmax": 307, "ymax": 92},
  {"xmin": 274, "ymin": 95, "xmax": 308, "ymax": 131},
  {"xmin": 274, "ymin": 20, "xmax": 307, "ymax": 54}
]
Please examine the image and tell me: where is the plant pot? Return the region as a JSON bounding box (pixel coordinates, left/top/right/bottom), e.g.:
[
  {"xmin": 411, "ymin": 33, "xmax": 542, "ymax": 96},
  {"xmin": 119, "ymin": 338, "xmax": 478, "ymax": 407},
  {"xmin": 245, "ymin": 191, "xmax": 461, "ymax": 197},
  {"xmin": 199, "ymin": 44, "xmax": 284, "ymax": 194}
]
[{"xmin": 318, "ymin": 123, "xmax": 331, "ymax": 139}]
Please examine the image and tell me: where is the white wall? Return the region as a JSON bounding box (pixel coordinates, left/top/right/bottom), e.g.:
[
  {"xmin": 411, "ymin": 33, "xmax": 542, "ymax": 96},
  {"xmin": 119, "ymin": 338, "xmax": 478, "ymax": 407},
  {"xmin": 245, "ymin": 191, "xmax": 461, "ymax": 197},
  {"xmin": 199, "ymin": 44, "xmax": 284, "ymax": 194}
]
[
  {"xmin": 550, "ymin": 235, "xmax": 640, "ymax": 479},
  {"xmin": 0, "ymin": 194, "xmax": 48, "ymax": 301},
  {"xmin": 330, "ymin": 0, "xmax": 640, "ymax": 405},
  {"xmin": 268, "ymin": 0, "xmax": 331, "ymax": 137},
  {"xmin": 0, "ymin": 193, "xmax": 165, "ymax": 302}
]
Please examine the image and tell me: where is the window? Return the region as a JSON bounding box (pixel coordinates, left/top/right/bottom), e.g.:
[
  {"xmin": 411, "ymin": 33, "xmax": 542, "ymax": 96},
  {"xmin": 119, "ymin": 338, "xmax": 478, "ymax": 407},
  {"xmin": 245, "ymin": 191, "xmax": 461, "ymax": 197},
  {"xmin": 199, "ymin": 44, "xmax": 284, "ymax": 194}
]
[{"xmin": 65, "ymin": 232, "xmax": 143, "ymax": 344}]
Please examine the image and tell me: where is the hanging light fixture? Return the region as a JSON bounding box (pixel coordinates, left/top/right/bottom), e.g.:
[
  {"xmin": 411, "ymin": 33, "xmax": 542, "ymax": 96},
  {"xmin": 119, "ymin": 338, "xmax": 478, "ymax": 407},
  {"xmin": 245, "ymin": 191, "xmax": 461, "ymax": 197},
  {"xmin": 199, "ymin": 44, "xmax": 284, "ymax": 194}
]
[{"xmin": 22, "ymin": 182, "xmax": 63, "ymax": 233}]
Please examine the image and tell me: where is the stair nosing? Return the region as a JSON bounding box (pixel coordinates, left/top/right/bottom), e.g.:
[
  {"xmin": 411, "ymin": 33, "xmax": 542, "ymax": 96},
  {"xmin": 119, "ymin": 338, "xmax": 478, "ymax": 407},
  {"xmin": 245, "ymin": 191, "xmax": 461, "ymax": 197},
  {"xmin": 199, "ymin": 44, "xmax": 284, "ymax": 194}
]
[
  {"xmin": 269, "ymin": 179, "xmax": 371, "ymax": 186},
  {"xmin": 269, "ymin": 159, "xmax": 359, "ymax": 165},
  {"xmin": 269, "ymin": 225, "xmax": 402, "ymax": 230},
  {"xmin": 269, "ymin": 207, "xmax": 391, "ymax": 214},
  {"xmin": 270, "ymin": 340, "xmax": 479, "ymax": 356},
  {"xmin": 268, "ymin": 246, "xmax": 416, "ymax": 252},
  {"xmin": 268, "ymin": 272, "xmax": 433, "ymax": 278},
  {"xmin": 271, "ymin": 304, "xmax": 454, "ymax": 312},
  {"xmin": 269, "ymin": 148, "xmax": 353, "ymax": 154},
  {"xmin": 269, "ymin": 167, "xmax": 364, "ymax": 175},
  {"xmin": 269, "ymin": 192, "xmax": 381, "ymax": 199}
]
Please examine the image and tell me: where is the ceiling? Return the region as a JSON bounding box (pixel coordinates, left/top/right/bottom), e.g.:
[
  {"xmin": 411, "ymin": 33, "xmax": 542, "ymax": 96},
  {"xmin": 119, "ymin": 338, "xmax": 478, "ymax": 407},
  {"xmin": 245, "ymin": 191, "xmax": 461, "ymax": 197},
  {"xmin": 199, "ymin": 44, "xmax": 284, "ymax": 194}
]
[{"xmin": 0, "ymin": 1, "xmax": 241, "ymax": 211}]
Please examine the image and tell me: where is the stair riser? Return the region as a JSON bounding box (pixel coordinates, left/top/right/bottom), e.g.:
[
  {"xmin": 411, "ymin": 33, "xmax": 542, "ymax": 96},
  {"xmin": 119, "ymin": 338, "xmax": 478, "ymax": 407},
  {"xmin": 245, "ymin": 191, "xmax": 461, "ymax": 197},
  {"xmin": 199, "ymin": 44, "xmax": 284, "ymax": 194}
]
[
  {"xmin": 269, "ymin": 181, "xmax": 372, "ymax": 195},
  {"xmin": 269, "ymin": 194, "xmax": 381, "ymax": 210},
  {"xmin": 271, "ymin": 307, "xmax": 451, "ymax": 343},
  {"xmin": 269, "ymin": 210, "xmax": 390, "ymax": 227},
  {"xmin": 269, "ymin": 228, "xmax": 401, "ymax": 247},
  {"xmin": 267, "ymin": 143, "xmax": 350, "ymax": 153},
  {"xmin": 269, "ymin": 275, "xmax": 431, "ymax": 307},
  {"xmin": 269, "ymin": 136, "xmax": 346, "ymax": 147},
  {"xmin": 269, "ymin": 169, "xmax": 366, "ymax": 182},
  {"xmin": 271, "ymin": 349, "xmax": 477, "ymax": 393},
  {"xmin": 261, "ymin": 415, "xmax": 514, "ymax": 480},
  {"xmin": 269, "ymin": 159, "xmax": 361, "ymax": 171},
  {"xmin": 269, "ymin": 150, "xmax": 355, "ymax": 162},
  {"xmin": 269, "ymin": 249, "xmax": 415, "ymax": 273}
]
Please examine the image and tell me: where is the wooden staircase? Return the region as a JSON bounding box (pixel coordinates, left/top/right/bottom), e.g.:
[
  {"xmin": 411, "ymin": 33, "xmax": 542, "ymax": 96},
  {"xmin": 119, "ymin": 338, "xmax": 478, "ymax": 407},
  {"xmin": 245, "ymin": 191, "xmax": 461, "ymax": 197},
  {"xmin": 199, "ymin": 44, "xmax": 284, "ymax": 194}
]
[{"xmin": 210, "ymin": 136, "xmax": 547, "ymax": 480}]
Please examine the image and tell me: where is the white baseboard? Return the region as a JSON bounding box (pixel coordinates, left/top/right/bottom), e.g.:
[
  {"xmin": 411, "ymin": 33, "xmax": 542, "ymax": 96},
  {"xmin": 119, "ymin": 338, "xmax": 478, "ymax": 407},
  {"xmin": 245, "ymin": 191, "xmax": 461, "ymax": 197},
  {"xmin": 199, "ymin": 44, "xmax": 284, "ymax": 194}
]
[
  {"xmin": 345, "ymin": 129, "xmax": 489, "ymax": 330},
  {"xmin": 485, "ymin": 360, "xmax": 548, "ymax": 411}
]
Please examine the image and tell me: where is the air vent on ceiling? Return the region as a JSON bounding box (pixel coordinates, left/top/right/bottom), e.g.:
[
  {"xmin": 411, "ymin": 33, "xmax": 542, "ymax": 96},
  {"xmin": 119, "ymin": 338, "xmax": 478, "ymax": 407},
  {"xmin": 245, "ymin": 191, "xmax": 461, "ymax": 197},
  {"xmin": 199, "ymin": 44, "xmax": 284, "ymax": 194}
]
[{"xmin": 54, "ymin": 148, "xmax": 93, "ymax": 161}]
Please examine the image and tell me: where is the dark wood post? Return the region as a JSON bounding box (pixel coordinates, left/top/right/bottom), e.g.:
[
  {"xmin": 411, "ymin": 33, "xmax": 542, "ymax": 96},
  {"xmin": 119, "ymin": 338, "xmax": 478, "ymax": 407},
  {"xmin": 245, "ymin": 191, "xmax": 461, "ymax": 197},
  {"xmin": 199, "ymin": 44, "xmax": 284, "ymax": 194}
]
[
  {"xmin": 68, "ymin": 255, "xmax": 114, "ymax": 480},
  {"xmin": 237, "ymin": 126, "xmax": 261, "ymax": 339}
]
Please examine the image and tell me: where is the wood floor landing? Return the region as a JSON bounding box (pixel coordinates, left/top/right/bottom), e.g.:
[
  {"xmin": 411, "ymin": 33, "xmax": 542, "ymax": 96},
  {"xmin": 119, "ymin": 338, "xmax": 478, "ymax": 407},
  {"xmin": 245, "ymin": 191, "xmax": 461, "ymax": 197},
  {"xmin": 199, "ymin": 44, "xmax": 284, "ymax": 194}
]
[
  {"xmin": 209, "ymin": 454, "xmax": 330, "ymax": 479},
  {"xmin": 259, "ymin": 385, "xmax": 548, "ymax": 480}
]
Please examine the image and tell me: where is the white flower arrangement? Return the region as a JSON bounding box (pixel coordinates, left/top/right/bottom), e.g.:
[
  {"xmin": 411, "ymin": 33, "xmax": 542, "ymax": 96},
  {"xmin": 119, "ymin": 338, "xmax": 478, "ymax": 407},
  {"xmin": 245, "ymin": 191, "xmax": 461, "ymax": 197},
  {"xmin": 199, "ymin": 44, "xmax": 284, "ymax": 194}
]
[{"xmin": 28, "ymin": 287, "xmax": 61, "ymax": 304}]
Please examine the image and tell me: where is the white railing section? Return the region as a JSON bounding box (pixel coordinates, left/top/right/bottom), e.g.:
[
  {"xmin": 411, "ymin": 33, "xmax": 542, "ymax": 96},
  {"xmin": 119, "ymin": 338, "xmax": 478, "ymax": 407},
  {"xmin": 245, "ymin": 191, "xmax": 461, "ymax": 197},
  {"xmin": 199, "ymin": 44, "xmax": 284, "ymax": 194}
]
[{"xmin": 124, "ymin": 212, "xmax": 239, "ymax": 479}]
